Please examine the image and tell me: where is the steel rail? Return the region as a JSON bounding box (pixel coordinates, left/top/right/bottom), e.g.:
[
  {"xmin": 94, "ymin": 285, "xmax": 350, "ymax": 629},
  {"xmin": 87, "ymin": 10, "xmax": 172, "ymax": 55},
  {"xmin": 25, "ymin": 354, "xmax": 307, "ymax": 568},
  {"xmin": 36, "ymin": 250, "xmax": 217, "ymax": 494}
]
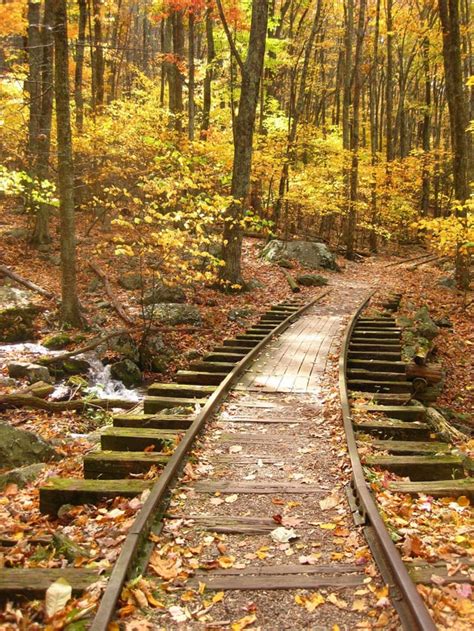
[
  {"xmin": 339, "ymin": 293, "xmax": 436, "ymax": 631},
  {"xmin": 91, "ymin": 290, "xmax": 330, "ymax": 630}
]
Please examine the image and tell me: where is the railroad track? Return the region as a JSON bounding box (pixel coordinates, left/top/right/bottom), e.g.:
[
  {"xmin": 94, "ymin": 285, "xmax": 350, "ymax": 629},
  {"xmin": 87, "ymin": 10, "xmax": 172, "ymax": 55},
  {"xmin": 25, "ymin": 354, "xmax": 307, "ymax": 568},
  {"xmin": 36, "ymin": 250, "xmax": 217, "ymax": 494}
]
[
  {"xmin": 0, "ymin": 293, "xmax": 329, "ymax": 628},
  {"xmin": 340, "ymin": 293, "xmax": 473, "ymax": 630}
]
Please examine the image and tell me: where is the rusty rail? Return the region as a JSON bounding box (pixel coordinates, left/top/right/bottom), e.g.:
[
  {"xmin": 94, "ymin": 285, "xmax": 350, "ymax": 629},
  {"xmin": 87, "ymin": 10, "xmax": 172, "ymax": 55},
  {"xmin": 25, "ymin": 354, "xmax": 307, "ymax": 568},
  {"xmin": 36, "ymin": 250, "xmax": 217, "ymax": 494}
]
[
  {"xmin": 338, "ymin": 294, "xmax": 436, "ymax": 631},
  {"xmin": 91, "ymin": 290, "xmax": 330, "ymax": 630}
]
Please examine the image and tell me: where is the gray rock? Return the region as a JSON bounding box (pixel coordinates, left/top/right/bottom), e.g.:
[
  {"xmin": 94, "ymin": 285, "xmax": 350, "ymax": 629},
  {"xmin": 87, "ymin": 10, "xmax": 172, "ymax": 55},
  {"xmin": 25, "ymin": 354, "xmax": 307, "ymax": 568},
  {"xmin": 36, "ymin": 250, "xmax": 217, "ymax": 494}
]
[
  {"xmin": 0, "ymin": 463, "xmax": 45, "ymax": 490},
  {"xmin": 229, "ymin": 307, "xmax": 254, "ymax": 322},
  {"xmin": 119, "ymin": 273, "xmax": 144, "ymax": 291},
  {"xmin": 42, "ymin": 332, "xmax": 74, "ymax": 350},
  {"xmin": 110, "ymin": 359, "xmax": 142, "ymax": 388},
  {"xmin": 146, "ymin": 303, "xmax": 202, "ymax": 326},
  {"xmin": 277, "ymin": 259, "xmax": 293, "ymax": 269},
  {"xmin": 107, "ymin": 333, "xmax": 140, "ymax": 363},
  {"xmin": 184, "ymin": 349, "xmax": 202, "ymax": 361},
  {"xmin": 0, "ymin": 422, "xmax": 58, "ymax": 468},
  {"xmin": 62, "ymin": 358, "xmax": 90, "ymax": 375},
  {"xmin": 414, "ymin": 306, "xmax": 439, "ymax": 341},
  {"xmin": 296, "ymin": 274, "xmax": 328, "ymax": 287},
  {"xmin": 438, "ymin": 275, "xmax": 456, "ymax": 289},
  {"xmin": 143, "ymin": 284, "xmax": 186, "ymax": 305},
  {"xmin": 7, "ymin": 362, "xmax": 52, "ymax": 384},
  {"xmin": 0, "ymin": 286, "xmax": 43, "ymax": 342},
  {"xmin": 245, "ymin": 278, "xmax": 266, "ymax": 291},
  {"xmin": 261, "ymin": 240, "xmax": 338, "ymax": 270},
  {"xmin": 5, "ymin": 227, "xmax": 29, "ymax": 240},
  {"xmin": 87, "ymin": 277, "xmax": 101, "ymax": 293}
]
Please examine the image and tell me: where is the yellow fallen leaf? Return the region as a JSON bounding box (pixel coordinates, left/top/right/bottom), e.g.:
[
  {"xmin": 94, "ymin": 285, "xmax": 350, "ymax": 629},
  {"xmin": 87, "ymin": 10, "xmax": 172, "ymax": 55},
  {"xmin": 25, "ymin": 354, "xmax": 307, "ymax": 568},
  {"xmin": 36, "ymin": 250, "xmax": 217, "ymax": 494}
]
[
  {"xmin": 327, "ymin": 593, "xmax": 348, "ymax": 609},
  {"xmin": 218, "ymin": 555, "xmax": 235, "ymax": 568},
  {"xmin": 149, "ymin": 558, "xmax": 178, "ymax": 580},
  {"xmin": 320, "ymin": 523, "xmax": 337, "ymax": 530},
  {"xmin": 295, "ymin": 592, "xmax": 325, "ymax": 612},
  {"xmin": 231, "ymin": 614, "xmax": 257, "ymax": 631},
  {"xmin": 198, "ymin": 581, "xmax": 206, "ymax": 595},
  {"xmin": 457, "ymin": 496, "xmax": 470, "ymax": 507},
  {"xmin": 212, "ymin": 591, "xmax": 225, "ymax": 604},
  {"xmin": 352, "ymin": 598, "xmax": 368, "ymax": 612}
]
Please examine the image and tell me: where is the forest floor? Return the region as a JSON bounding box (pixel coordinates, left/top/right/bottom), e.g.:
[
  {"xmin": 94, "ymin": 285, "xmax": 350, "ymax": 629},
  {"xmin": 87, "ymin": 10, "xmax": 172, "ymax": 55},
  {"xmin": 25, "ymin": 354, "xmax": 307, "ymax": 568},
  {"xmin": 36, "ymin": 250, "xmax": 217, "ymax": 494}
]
[{"xmin": 0, "ymin": 211, "xmax": 473, "ymax": 628}]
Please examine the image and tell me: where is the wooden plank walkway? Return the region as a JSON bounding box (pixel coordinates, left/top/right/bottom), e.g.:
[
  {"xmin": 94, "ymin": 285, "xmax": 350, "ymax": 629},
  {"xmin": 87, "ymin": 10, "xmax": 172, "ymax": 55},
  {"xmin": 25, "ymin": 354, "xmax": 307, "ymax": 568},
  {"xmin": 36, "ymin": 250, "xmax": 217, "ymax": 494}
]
[{"xmin": 236, "ymin": 313, "xmax": 342, "ymax": 393}]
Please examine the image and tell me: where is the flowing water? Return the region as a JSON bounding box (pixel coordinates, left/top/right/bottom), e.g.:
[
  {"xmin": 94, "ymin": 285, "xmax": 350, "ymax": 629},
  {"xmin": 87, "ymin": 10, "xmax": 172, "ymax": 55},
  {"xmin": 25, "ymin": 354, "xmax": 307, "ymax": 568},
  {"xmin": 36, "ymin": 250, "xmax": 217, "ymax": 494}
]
[{"xmin": 0, "ymin": 343, "xmax": 140, "ymax": 402}]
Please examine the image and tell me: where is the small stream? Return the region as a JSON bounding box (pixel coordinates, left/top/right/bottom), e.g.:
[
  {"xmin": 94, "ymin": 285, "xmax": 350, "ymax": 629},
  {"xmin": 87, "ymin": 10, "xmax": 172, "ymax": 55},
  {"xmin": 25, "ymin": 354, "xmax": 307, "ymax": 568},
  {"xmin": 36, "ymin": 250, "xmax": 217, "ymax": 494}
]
[{"xmin": 0, "ymin": 343, "xmax": 140, "ymax": 402}]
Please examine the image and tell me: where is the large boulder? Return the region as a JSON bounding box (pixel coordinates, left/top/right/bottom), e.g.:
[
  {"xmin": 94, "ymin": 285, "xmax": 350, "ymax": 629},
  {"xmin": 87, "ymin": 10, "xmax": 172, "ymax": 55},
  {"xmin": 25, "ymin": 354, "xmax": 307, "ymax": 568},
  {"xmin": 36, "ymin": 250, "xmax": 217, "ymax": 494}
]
[
  {"xmin": 7, "ymin": 362, "xmax": 52, "ymax": 384},
  {"xmin": 146, "ymin": 303, "xmax": 202, "ymax": 326},
  {"xmin": 118, "ymin": 273, "xmax": 144, "ymax": 291},
  {"xmin": 106, "ymin": 333, "xmax": 140, "ymax": 363},
  {"xmin": 0, "ymin": 422, "xmax": 59, "ymax": 469},
  {"xmin": 0, "ymin": 463, "xmax": 45, "ymax": 490},
  {"xmin": 261, "ymin": 240, "xmax": 338, "ymax": 271},
  {"xmin": 143, "ymin": 284, "xmax": 186, "ymax": 305},
  {"xmin": 296, "ymin": 274, "xmax": 328, "ymax": 287},
  {"xmin": 0, "ymin": 286, "xmax": 43, "ymax": 342},
  {"xmin": 110, "ymin": 359, "xmax": 142, "ymax": 387}
]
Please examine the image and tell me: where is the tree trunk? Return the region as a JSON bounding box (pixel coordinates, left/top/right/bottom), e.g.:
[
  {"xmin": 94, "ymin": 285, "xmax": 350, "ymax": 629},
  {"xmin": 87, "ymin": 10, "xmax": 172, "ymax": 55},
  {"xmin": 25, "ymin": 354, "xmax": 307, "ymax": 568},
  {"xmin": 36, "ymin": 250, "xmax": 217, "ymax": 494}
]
[
  {"xmin": 92, "ymin": 0, "xmax": 104, "ymax": 108},
  {"xmin": 188, "ymin": 12, "xmax": 195, "ymax": 140},
  {"xmin": 369, "ymin": 0, "xmax": 380, "ymax": 252},
  {"xmin": 219, "ymin": 0, "xmax": 269, "ymax": 286},
  {"xmin": 75, "ymin": 0, "xmax": 87, "ymax": 130},
  {"xmin": 26, "ymin": 0, "xmax": 42, "ymax": 170},
  {"xmin": 31, "ymin": 0, "xmax": 54, "ymax": 246},
  {"xmin": 346, "ymin": 0, "xmax": 367, "ymax": 259},
  {"xmin": 170, "ymin": 10, "xmax": 184, "ymax": 131},
  {"xmin": 438, "ymin": 0, "xmax": 471, "ymax": 289},
  {"xmin": 385, "ymin": 0, "xmax": 394, "ymax": 162},
  {"xmin": 420, "ymin": 35, "xmax": 431, "ymax": 216},
  {"xmin": 53, "ymin": 0, "xmax": 83, "ymax": 326},
  {"xmin": 201, "ymin": 6, "xmax": 215, "ymax": 137}
]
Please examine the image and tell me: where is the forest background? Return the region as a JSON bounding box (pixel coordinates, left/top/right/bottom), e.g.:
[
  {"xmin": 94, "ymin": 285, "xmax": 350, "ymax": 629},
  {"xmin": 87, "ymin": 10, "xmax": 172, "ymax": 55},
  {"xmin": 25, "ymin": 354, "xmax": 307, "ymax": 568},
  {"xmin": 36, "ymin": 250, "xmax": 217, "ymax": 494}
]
[{"xmin": 0, "ymin": 0, "xmax": 472, "ymax": 325}]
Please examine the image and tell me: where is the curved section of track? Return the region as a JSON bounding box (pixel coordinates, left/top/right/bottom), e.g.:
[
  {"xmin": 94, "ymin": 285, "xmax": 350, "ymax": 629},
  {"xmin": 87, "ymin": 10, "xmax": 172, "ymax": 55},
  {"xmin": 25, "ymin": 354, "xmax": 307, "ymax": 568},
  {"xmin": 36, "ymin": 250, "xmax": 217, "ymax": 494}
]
[
  {"xmin": 91, "ymin": 291, "xmax": 330, "ymax": 630},
  {"xmin": 339, "ymin": 296, "xmax": 437, "ymax": 631}
]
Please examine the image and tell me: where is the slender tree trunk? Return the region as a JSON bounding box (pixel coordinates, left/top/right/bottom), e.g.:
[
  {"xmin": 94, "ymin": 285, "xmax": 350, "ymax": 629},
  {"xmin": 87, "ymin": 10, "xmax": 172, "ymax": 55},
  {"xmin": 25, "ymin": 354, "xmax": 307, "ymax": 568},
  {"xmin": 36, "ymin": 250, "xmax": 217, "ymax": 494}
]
[
  {"xmin": 201, "ymin": 7, "xmax": 215, "ymax": 137},
  {"xmin": 273, "ymin": 0, "xmax": 322, "ymax": 227},
  {"xmin": 75, "ymin": 0, "xmax": 87, "ymax": 131},
  {"xmin": 385, "ymin": 0, "xmax": 394, "ymax": 162},
  {"xmin": 369, "ymin": 0, "xmax": 380, "ymax": 251},
  {"xmin": 26, "ymin": 1, "xmax": 42, "ymax": 171},
  {"xmin": 421, "ymin": 35, "xmax": 431, "ymax": 216},
  {"xmin": 438, "ymin": 0, "xmax": 471, "ymax": 289},
  {"xmin": 346, "ymin": 0, "xmax": 367, "ymax": 259},
  {"xmin": 92, "ymin": 0, "xmax": 104, "ymax": 108},
  {"xmin": 219, "ymin": 0, "xmax": 269, "ymax": 286},
  {"xmin": 170, "ymin": 10, "xmax": 184, "ymax": 131},
  {"xmin": 188, "ymin": 12, "xmax": 195, "ymax": 140},
  {"xmin": 31, "ymin": 0, "xmax": 54, "ymax": 245},
  {"xmin": 53, "ymin": 0, "xmax": 83, "ymax": 326}
]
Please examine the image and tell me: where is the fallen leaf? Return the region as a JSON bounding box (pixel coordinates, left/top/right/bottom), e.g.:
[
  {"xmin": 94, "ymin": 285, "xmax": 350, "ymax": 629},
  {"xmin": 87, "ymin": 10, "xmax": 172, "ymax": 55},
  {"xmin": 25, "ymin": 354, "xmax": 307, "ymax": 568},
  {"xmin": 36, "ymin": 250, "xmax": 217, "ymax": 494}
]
[
  {"xmin": 169, "ymin": 605, "xmax": 188, "ymax": 623},
  {"xmin": 210, "ymin": 497, "xmax": 224, "ymax": 506},
  {"xmin": 225, "ymin": 494, "xmax": 239, "ymax": 503},
  {"xmin": 229, "ymin": 445, "xmax": 243, "ymax": 453},
  {"xmin": 213, "ymin": 591, "xmax": 225, "ymax": 603},
  {"xmin": 319, "ymin": 494, "xmax": 340, "ymax": 511},
  {"xmin": 352, "ymin": 599, "xmax": 368, "ymax": 612},
  {"xmin": 295, "ymin": 592, "xmax": 325, "ymax": 612},
  {"xmin": 270, "ymin": 527, "xmax": 298, "ymax": 543},
  {"xmin": 320, "ymin": 522, "xmax": 337, "ymax": 530},
  {"xmin": 218, "ymin": 556, "xmax": 235, "ymax": 569},
  {"xmin": 327, "ymin": 593, "xmax": 348, "ymax": 609},
  {"xmin": 45, "ymin": 578, "xmax": 72, "ymax": 618},
  {"xmin": 149, "ymin": 558, "xmax": 179, "ymax": 580},
  {"xmin": 231, "ymin": 614, "xmax": 257, "ymax": 631}
]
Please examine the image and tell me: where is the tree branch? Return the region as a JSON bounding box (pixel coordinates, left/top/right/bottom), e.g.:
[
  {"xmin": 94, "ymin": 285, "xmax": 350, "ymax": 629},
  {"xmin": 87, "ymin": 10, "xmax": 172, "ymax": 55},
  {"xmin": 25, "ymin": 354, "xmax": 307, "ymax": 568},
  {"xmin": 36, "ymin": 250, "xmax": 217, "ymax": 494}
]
[
  {"xmin": 0, "ymin": 263, "xmax": 57, "ymax": 301},
  {"xmin": 215, "ymin": 0, "xmax": 244, "ymax": 73}
]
